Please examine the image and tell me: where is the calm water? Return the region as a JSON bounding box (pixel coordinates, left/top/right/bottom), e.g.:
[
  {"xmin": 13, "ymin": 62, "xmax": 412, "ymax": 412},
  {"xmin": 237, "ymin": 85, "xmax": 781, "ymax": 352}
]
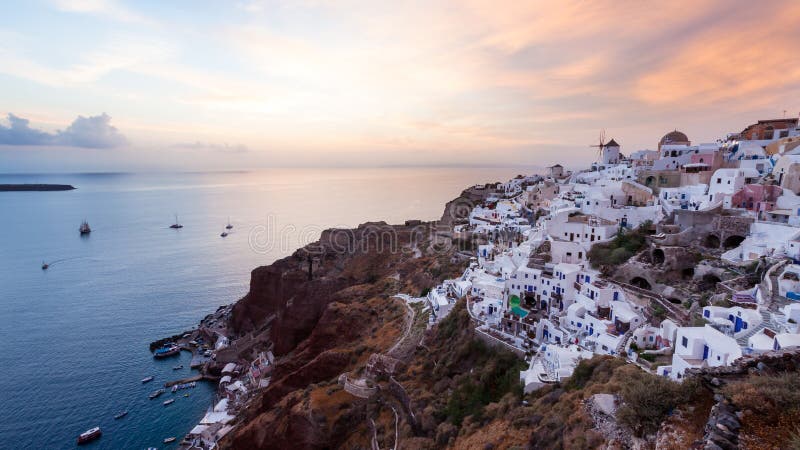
[{"xmin": 0, "ymin": 167, "xmax": 524, "ymax": 450}]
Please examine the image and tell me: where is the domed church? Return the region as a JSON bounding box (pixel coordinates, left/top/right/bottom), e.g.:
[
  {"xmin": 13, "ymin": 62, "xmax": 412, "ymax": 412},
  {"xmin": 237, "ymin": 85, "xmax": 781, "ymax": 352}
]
[{"xmin": 658, "ymin": 130, "xmax": 690, "ymax": 150}]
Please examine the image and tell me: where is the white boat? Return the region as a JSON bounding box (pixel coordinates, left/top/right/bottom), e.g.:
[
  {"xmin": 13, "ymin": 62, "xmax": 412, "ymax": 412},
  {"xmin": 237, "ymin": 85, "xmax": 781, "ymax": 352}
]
[
  {"xmin": 141, "ymin": 376, "xmax": 154, "ymax": 383},
  {"xmin": 164, "ymin": 436, "xmax": 176, "ymax": 443},
  {"xmin": 163, "ymin": 399, "xmax": 175, "ymax": 406},
  {"xmin": 76, "ymin": 427, "xmax": 102, "ymax": 445}
]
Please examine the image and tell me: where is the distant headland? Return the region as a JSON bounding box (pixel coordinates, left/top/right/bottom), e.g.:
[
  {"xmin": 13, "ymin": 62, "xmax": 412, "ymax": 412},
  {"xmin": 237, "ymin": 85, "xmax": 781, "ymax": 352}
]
[{"xmin": 0, "ymin": 184, "xmax": 76, "ymax": 191}]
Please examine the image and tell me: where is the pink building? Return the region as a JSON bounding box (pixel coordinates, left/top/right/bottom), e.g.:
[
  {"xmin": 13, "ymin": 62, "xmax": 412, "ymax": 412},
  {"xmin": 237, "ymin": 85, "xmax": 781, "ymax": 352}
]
[{"xmin": 730, "ymin": 184, "xmax": 782, "ymax": 215}]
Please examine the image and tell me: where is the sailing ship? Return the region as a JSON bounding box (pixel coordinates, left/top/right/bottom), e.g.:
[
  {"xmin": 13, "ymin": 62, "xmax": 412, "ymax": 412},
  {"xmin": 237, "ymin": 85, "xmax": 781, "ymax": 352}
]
[
  {"xmin": 79, "ymin": 220, "xmax": 91, "ymax": 235},
  {"xmin": 169, "ymin": 214, "xmax": 183, "ymax": 229}
]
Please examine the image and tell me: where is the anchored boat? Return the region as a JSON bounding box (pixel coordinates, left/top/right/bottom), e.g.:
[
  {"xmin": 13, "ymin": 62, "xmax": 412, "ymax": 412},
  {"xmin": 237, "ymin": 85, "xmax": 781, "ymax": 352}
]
[
  {"xmin": 76, "ymin": 427, "xmax": 102, "ymax": 445},
  {"xmin": 169, "ymin": 214, "xmax": 183, "ymax": 229},
  {"xmin": 142, "ymin": 375, "xmax": 154, "ymax": 383},
  {"xmin": 149, "ymin": 388, "xmax": 165, "ymax": 400},
  {"xmin": 163, "ymin": 399, "xmax": 175, "ymax": 406},
  {"xmin": 153, "ymin": 344, "xmax": 180, "ymax": 358},
  {"xmin": 79, "ymin": 220, "xmax": 91, "ymax": 235},
  {"xmin": 114, "ymin": 410, "xmax": 128, "ymax": 420}
]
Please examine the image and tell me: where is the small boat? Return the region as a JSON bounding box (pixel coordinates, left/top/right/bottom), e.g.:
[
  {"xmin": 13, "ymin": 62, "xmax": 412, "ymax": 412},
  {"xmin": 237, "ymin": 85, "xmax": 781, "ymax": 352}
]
[
  {"xmin": 163, "ymin": 399, "xmax": 175, "ymax": 406},
  {"xmin": 41, "ymin": 262, "xmax": 49, "ymax": 270},
  {"xmin": 172, "ymin": 365, "xmax": 183, "ymax": 370},
  {"xmin": 79, "ymin": 220, "xmax": 91, "ymax": 235},
  {"xmin": 149, "ymin": 388, "xmax": 165, "ymax": 399},
  {"xmin": 153, "ymin": 344, "xmax": 180, "ymax": 358},
  {"xmin": 76, "ymin": 427, "xmax": 102, "ymax": 445},
  {"xmin": 142, "ymin": 375, "xmax": 154, "ymax": 383},
  {"xmin": 164, "ymin": 437, "xmax": 176, "ymax": 443},
  {"xmin": 220, "ymin": 230, "xmax": 228, "ymax": 237},
  {"xmin": 183, "ymin": 393, "xmax": 189, "ymax": 397},
  {"xmin": 114, "ymin": 410, "xmax": 128, "ymax": 420},
  {"xmin": 226, "ymin": 217, "xmax": 233, "ymax": 230},
  {"xmin": 169, "ymin": 214, "xmax": 183, "ymax": 229}
]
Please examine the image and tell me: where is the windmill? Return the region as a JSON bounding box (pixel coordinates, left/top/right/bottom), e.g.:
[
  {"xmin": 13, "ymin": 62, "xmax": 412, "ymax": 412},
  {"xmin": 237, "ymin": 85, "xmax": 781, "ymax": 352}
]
[{"xmin": 589, "ymin": 129, "xmax": 607, "ymax": 161}]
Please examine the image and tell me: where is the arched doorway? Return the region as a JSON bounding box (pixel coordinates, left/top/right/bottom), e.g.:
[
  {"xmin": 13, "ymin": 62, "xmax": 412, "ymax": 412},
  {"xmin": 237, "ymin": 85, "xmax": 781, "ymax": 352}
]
[
  {"xmin": 723, "ymin": 235, "xmax": 745, "ymax": 249},
  {"xmin": 652, "ymin": 249, "xmax": 665, "ymax": 265},
  {"xmin": 704, "ymin": 234, "xmax": 720, "ymax": 248},
  {"xmin": 631, "ymin": 277, "xmax": 652, "ymax": 290}
]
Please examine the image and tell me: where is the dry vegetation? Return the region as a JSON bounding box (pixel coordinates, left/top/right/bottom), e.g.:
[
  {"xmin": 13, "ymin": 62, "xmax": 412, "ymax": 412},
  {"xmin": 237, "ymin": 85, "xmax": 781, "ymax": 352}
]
[{"xmin": 723, "ymin": 372, "xmax": 800, "ymax": 449}]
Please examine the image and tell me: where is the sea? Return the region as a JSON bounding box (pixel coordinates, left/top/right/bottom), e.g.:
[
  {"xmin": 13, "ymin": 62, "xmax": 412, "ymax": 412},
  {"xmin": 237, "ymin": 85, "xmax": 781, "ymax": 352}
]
[{"xmin": 0, "ymin": 167, "xmax": 528, "ymax": 450}]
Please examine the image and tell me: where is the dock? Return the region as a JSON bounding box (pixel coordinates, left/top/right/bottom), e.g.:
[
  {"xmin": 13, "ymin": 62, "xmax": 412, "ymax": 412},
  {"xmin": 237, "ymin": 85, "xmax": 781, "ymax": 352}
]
[{"xmin": 164, "ymin": 374, "xmax": 204, "ymax": 387}]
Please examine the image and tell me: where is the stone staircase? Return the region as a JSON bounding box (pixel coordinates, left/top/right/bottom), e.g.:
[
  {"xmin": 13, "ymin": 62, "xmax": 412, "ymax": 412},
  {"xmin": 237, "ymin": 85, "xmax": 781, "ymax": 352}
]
[
  {"xmin": 735, "ymin": 309, "xmax": 772, "ymax": 346},
  {"xmin": 735, "ymin": 309, "xmax": 788, "ymax": 346}
]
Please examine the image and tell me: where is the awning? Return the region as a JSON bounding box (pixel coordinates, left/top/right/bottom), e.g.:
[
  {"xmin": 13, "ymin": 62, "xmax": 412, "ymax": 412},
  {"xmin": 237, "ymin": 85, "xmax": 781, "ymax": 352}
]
[
  {"xmin": 222, "ymin": 362, "xmax": 237, "ymax": 374},
  {"xmin": 213, "ymin": 398, "xmax": 229, "ymax": 412},
  {"xmin": 219, "ymin": 375, "xmax": 232, "ymax": 384},
  {"xmin": 189, "ymin": 424, "xmax": 209, "ymax": 435},
  {"xmin": 200, "ymin": 411, "xmax": 234, "ymax": 425}
]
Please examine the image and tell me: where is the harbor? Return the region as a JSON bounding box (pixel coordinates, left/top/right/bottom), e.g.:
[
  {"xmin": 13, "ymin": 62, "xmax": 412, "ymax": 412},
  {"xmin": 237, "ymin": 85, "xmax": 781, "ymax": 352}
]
[{"xmin": 142, "ymin": 305, "xmax": 275, "ymax": 450}]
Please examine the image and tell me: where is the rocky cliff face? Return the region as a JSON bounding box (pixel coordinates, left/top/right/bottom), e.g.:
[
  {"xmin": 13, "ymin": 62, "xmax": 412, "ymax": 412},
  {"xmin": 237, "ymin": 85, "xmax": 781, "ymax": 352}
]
[
  {"xmin": 222, "ymin": 220, "xmax": 466, "ymax": 449},
  {"xmin": 230, "ymin": 221, "xmax": 459, "ymax": 355}
]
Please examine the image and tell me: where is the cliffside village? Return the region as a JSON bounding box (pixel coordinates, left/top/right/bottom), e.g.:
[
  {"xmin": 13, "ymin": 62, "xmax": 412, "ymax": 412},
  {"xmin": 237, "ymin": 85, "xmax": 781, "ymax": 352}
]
[{"xmin": 422, "ymin": 118, "xmax": 800, "ymax": 392}]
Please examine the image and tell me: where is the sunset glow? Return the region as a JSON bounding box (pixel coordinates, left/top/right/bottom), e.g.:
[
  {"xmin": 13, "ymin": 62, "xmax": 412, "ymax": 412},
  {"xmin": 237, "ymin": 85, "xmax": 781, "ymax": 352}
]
[{"xmin": 2, "ymin": 0, "xmax": 799, "ymax": 171}]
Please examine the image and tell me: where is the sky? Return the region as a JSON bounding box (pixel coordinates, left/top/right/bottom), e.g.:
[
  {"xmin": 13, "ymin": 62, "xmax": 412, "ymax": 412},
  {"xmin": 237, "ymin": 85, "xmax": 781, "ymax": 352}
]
[{"xmin": 1, "ymin": 0, "xmax": 799, "ymax": 172}]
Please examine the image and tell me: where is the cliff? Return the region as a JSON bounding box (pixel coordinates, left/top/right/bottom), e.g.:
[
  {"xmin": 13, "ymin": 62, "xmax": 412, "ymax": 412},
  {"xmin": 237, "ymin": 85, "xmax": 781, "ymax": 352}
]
[
  {"xmin": 230, "ymin": 221, "xmax": 462, "ymax": 355},
  {"xmin": 222, "ymin": 219, "xmax": 469, "ymax": 449}
]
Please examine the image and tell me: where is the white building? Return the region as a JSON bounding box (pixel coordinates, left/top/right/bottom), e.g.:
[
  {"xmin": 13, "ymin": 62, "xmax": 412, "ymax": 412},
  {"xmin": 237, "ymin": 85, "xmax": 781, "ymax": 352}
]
[{"xmin": 658, "ymin": 325, "xmax": 742, "ymax": 381}]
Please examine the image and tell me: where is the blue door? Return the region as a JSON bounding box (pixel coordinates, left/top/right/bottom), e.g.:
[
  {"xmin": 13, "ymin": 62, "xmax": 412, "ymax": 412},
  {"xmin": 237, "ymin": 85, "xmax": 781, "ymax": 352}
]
[
  {"xmin": 702, "ymin": 345, "xmax": 709, "ymax": 360},
  {"xmin": 734, "ymin": 316, "xmax": 743, "ymax": 333}
]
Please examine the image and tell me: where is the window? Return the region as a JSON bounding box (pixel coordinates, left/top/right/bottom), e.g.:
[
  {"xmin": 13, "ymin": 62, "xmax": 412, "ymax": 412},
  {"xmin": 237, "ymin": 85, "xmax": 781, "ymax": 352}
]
[
  {"xmin": 681, "ymin": 336, "xmax": 688, "ymax": 348},
  {"xmin": 716, "ymin": 178, "xmax": 721, "ymax": 184}
]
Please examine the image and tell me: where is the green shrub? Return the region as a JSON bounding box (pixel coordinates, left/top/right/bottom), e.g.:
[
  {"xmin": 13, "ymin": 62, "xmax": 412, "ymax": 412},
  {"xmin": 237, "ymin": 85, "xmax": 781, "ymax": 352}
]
[
  {"xmin": 587, "ymin": 226, "xmax": 648, "ymax": 268},
  {"xmin": 616, "ymin": 371, "xmax": 697, "ymax": 437}
]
